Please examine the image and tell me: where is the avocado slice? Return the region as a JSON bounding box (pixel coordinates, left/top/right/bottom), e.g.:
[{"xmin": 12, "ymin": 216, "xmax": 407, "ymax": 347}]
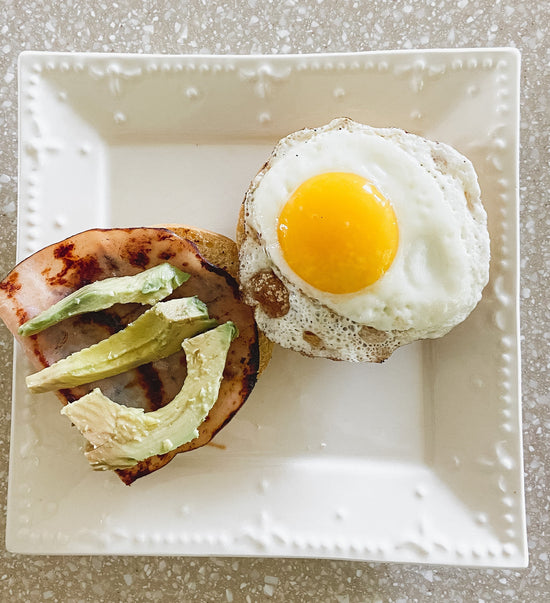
[
  {"xmin": 60, "ymin": 321, "xmax": 238, "ymax": 471},
  {"xmin": 18, "ymin": 263, "xmax": 189, "ymax": 336},
  {"xmin": 26, "ymin": 297, "xmax": 216, "ymax": 393}
]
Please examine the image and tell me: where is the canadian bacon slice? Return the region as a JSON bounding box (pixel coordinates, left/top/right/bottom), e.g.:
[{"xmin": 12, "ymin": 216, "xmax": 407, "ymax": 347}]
[{"xmin": 0, "ymin": 227, "xmax": 259, "ymax": 484}]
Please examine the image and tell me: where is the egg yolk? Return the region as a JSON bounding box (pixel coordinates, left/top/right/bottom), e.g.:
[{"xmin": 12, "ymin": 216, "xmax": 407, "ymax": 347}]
[{"xmin": 277, "ymin": 172, "xmax": 399, "ymax": 294}]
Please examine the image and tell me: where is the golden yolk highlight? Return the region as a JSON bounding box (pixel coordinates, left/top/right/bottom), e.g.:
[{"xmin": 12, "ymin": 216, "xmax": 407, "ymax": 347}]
[{"xmin": 277, "ymin": 172, "xmax": 399, "ymax": 294}]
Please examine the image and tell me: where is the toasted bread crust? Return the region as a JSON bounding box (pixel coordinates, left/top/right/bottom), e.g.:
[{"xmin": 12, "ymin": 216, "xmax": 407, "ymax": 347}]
[
  {"xmin": 159, "ymin": 223, "xmax": 273, "ymax": 374},
  {"xmin": 161, "ymin": 223, "xmax": 239, "ymax": 278}
]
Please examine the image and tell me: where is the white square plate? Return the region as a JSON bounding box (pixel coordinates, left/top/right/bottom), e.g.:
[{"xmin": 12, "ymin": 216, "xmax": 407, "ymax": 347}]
[{"xmin": 8, "ymin": 49, "xmax": 525, "ymax": 566}]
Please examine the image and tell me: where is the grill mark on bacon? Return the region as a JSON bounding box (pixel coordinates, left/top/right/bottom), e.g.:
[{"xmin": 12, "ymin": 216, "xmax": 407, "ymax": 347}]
[
  {"xmin": 135, "ymin": 364, "xmax": 165, "ymax": 410},
  {"xmin": 47, "ymin": 242, "xmax": 103, "ymax": 287},
  {"xmin": 0, "ymin": 270, "xmax": 22, "ymax": 296}
]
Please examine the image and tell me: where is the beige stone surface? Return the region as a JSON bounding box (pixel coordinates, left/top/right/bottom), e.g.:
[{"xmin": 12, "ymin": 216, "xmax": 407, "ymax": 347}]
[{"xmin": 0, "ymin": 1, "xmax": 548, "ymax": 601}]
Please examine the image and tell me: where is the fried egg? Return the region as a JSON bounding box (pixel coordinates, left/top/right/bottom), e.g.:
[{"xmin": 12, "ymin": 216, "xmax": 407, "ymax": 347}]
[{"xmin": 238, "ymin": 118, "xmax": 490, "ymax": 362}]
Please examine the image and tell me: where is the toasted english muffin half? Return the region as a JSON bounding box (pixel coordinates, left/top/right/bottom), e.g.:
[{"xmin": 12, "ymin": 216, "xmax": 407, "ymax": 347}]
[{"xmin": 236, "ymin": 118, "xmax": 490, "ymax": 362}]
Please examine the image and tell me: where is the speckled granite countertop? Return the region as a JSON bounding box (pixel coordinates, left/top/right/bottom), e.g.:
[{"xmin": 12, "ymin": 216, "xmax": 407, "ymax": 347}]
[{"xmin": 0, "ymin": 1, "xmax": 548, "ymax": 601}]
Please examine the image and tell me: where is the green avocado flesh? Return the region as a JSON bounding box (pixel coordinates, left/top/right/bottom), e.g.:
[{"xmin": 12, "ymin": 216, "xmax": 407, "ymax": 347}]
[
  {"xmin": 60, "ymin": 321, "xmax": 238, "ymax": 471},
  {"xmin": 18, "ymin": 263, "xmax": 189, "ymax": 336},
  {"xmin": 26, "ymin": 297, "xmax": 216, "ymax": 393}
]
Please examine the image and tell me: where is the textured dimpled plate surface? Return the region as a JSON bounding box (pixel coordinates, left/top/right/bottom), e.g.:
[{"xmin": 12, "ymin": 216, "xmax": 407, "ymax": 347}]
[{"xmin": 9, "ymin": 49, "xmax": 525, "ymax": 566}]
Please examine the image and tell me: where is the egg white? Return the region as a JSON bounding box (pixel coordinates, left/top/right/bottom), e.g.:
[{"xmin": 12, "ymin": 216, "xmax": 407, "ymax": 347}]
[{"xmin": 247, "ymin": 120, "xmax": 489, "ymax": 336}]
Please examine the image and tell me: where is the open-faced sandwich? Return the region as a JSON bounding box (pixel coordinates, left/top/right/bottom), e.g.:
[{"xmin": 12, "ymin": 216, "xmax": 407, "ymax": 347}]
[
  {"xmin": 237, "ymin": 118, "xmax": 490, "ymax": 362},
  {"xmin": 0, "ymin": 225, "xmax": 271, "ymax": 484}
]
